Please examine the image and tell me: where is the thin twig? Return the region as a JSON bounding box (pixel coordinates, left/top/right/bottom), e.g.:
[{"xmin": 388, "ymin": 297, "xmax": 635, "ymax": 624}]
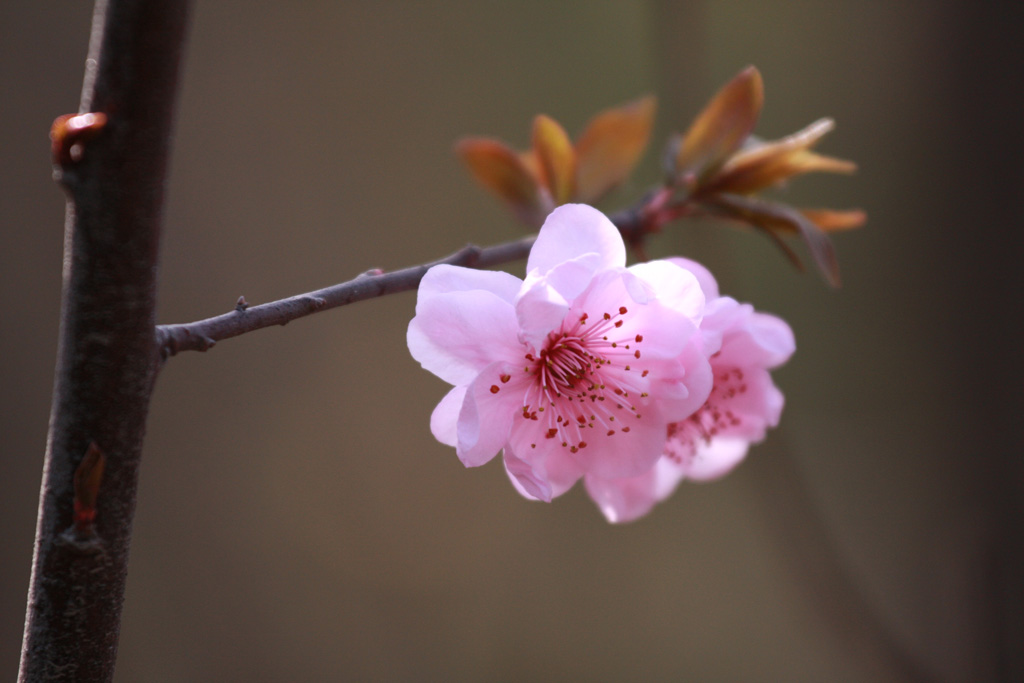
[
  {"xmin": 154, "ymin": 198, "xmax": 661, "ymax": 358},
  {"xmin": 156, "ymin": 235, "xmax": 538, "ymax": 357}
]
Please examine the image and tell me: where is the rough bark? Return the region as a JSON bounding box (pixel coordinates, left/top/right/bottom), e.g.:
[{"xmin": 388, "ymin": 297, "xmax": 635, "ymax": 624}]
[{"xmin": 19, "ymin": 1, "xmax": 191, "ymax": 680}]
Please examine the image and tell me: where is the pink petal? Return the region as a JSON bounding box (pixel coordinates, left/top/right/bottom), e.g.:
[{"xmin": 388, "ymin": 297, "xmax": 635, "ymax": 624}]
[
  {"xmin": 698, "ymin": 297, "xmax": 743, "ymax": 353},
  {"xmin": 527, "ymin": 204, "xmax": 625, "ymax": 275},
  {"xmin": 648, "ymin": 344, "xmax": 714, "ymax": 423},
  {"xmin": 576, "ymin": 269, "xmax": 699, "ymax": 360},
  {"xmin": 514, "ymin": 283, "xmax": 568, "ymax": 351},
  {"xmin": 542, "ymin": 253, "xmax": 604, "ymax": 303},
  {"xmin": 628, "ymin": 260, "xmax": 705, "ymax": 322},
  {"xmin": 430, "ymin": 386, "xmax": 467, "ymax": 447},
  {"xmin": 408, "ymin": 290, "xmax": 521, "ymax": 386},
  {"xmin": 615, "ymin": 297, "xmax": 697, "ymax": 361},
  {"xmin": 567, "ymin": 408, "xmax": 667, "ymax": 479},
  {"xmin": 504, "ymin": 451, "xmax": 553, "ymax": 501},
  {"xmin": 747, "ymin": 312, "xmax": 796, "ymax": 367},
  {"xmin": 714, "ymin": 309, "xmax": 795, "ymax": 369},
  {"xmin": 515, "ymin": 256, "xmax": 600, "ymax": 350},
  {"xmin": 683, "ymin": 438, "xmax": 750, "ymax": 481},
  {"xmin": 418, "ymin": 263, "xmax": 523, "ymax": 304},
  {"xmin": 713, "ymin": 367, "xmax": 784, "ymax": 440},
  {"xmin": 666, "ymin": 257, "xmax": 720, "ymax": 299},
  {"xmin": 584, "ymin": 457, "xmax": 686, "ymax": 523},
  {"xmin": 455, "ymin": 362, "xmax": 524, "ymax": 467},
  {"xmin": 503, "ymin": 445, "xmax": 584, "ymax": 503},
  {"xmin": 584, "ymin": 471, "xmax": 658, "ymax": 523}
]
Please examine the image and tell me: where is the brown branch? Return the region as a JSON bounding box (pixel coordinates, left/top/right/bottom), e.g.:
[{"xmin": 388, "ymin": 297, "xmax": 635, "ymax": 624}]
[
  {"xmin": 19, "ymin": 1, "xmax": 191, "ymax": 681},
  {"xmin": 157, "ymin": 236, "xmax": 538, "ymax": 357},
  {"xmin": 153, "ymin": 197, "xmax": 667, "ymax": 357}
]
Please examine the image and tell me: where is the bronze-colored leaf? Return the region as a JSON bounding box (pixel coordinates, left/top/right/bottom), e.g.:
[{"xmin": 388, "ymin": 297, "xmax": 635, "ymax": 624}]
[
  {"xmin": 713, "ymin": 193, "xmax": 841, "ymax": 286},
  {"xmin": 785, "ymin": 150, "xmax": 857, "ymax": 175},
  {"xmin": 704, "ymin": 118, "xmax": 856, "ymax": 195},
  {"xmin": 675, "ymin": 66, "xmax": 764, "ymax": 182},
  {"xmin": 575, "ymin": 95, "xmax": 657, "ymax": 203},
  {"xmin": 746, "ymin": 206, "xmax": 866, "ymax": 235},
  {"xmin": 456, "ymin": 138, "xmax": 552, "ymax": 225},
  {"xmin": 532, "ymin": 115, "xmax": 576, "ymax": 205},
  {"xmin": 800, "ymin": 208, "xmax": 867, "ymax": 232},
  {"xmin": 519, "ymin": 149, "xmax": 542, "ymax": 182}
]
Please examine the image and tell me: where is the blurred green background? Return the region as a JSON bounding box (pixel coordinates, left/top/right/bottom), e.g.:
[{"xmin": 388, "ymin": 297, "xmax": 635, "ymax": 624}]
[{"xmin": 2, "ymin": 2, "xmax": 1021, "ymax": 680}]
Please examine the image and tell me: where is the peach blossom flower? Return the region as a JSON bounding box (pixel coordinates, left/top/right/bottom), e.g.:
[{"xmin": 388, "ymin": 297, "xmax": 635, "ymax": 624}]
[
  {"xmin": 585, "ymin": 258, "xmax": 795, "ymax": 522},
  {"xmin": 408, "ymin": 205, "xmax": 712, "ymax": 503}
]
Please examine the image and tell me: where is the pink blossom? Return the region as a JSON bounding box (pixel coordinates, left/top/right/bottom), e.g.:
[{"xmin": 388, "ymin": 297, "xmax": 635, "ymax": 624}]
[
  {"xmin": 408, "ymin": 205, "xmax": 713, "ymax": 503},
  {"xmin": 584, "ymin": 258, "xmax": 796, "ymax": 522}
]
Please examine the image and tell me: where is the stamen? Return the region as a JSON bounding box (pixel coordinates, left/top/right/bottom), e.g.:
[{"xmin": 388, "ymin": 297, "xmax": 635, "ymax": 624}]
[{"xmin": 517, "ymin": 300, "xmax": 652, "ymax": 451}]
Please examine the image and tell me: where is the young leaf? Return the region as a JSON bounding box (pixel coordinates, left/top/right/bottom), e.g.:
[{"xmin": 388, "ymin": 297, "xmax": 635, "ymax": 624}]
[
  {"xmin": 575, "ymin": 95, "xmax": 657, "ymax": 203},
  {"xmin": 675, "ymin": 66, "xmax": 763, "ymax": 182}
]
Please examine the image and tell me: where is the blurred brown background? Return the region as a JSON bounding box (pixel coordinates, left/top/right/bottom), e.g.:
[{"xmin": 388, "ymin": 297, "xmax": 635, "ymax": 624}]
[{"xmin": 2, "ymin": 2, "xmax": 1021, "ymax": 681}]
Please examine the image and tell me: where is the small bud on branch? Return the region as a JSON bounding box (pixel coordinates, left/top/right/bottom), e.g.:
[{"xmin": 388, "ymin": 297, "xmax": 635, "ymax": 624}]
[
  {"xmin": 72, "ymin": 442, "xmax": 105, "ymax": 536},
  {"xmin": 50, "ymin": 112, "xmax": 108, "ymax": 166}
]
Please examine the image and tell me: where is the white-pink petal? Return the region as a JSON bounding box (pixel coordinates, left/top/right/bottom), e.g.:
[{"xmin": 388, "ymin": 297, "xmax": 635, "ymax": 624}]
[
  {"xmin": 628, "ymin": 260, "xmax": 705, "ymax": 322},
  {"xmin": 527, "ymin": 204, "xmax": 626, "ymax": 276},
  {"xmin": 408, "ymin": 290, "xmax": 521, "ymax": 386},
  {"xmin": 583, "ymin": 461, "xmax": 671, "ymax": 524},
  {"xmin": 504, "ymin": 446, "xmax": 584, "ymax": 503},
  {"xmin": 417, "ymin": 263, "xmax": 523, "ymax": 304},
  {"xmin": 455, "ymin": 363, "xmax": 523, "ymax": 467},
  {"xmin": 666, "ymin": 257, "xmax": 720, "ymax": 299},
  {"xmin": 683, "ymin": 438, "xmax": 751, "ymax": 481},
  {"xmin": 429, "ymin": 385, "xmax": 466, "ymax": 447},
  {"xmin": 566, "ymin": 409, "xmax": 667, "ymax": 480},
  {"xmin": 646, "ymin": 344, "xmax": 713, "ymax": 423},
  {"xmin": 514, "ymin": 271, "xmax": 576, "ymax": 351}
]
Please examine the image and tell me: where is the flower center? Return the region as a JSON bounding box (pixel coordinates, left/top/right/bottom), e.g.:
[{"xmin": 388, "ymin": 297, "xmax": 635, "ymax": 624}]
[{"xmin": 519, "ymin": 306, "xmax": 650, "ymax": 453}]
